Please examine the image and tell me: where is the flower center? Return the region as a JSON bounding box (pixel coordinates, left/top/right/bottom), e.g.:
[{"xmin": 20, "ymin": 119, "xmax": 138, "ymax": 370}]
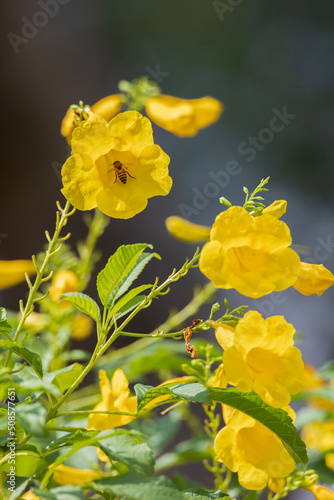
[
  {"xmin": 95, "ymin": 149, "xmax": 137, "ymax": 187},
  {"xmin": 226, "ymin": 247, "xmax": 268, "ymax": 273}
]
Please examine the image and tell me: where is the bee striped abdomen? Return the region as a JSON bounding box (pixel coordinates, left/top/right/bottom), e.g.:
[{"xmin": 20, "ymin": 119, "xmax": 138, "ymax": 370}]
[
  {"xmin": 110, "ymin": 160, "xmax": 136, "ymax": 184},
  {"xmin": 118, "ymin": 171, "xmax": 128, "ymax": 184}
]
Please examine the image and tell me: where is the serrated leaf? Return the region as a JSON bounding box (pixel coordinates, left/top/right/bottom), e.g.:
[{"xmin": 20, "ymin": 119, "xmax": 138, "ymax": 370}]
[
  {"xmin": 44, "ymin": 429, "xmax": 99, "ymax": 453},
  {"xmin": 97, "ymin": 244, "xmax": 158, "ymax": 309},
  {"xmin": 114, "ymin": 295, "xmax": 146, "ymax": 321},
  {"xmin": 114, "ymin": 251, "xmax": 159, "ymax": 302},
  {"xmin": 44, "ymin": 363, "xmax": 83, "ymax": 393},
  {"xmin": 109, "ymin": 284, "xmax": 152, "ymax": 317},
  {"xmin": 0, "ymin": 340, "xmax": 43, "ymax": 377},
  {"xmin": 208, "ymin": 387, "xmax": 308, "ymax": 468},
  {"xmin": 88, "ymin": 474, "xmax": 185, "ymax": 500},
  {"xmin": 59, "ymin": 292, "xmax": 101, "ymax": 324},
  {"xmin": 183, "ymin": 488, "xmax": 228, "ymax": 499},
  {"xmin": 170, "ymin": 383, "xmax": 212, "ymax": 405},
  {"xmin": 98, "ymin": 431, "xmax": 155, "ymax": 476},
  {"xmin": 0, "ymin": 307, "xmax": 12, "ymax": 335},
  {"xmin": 135, "ymin": 384, "xmax": 177, "ymax": 413}
]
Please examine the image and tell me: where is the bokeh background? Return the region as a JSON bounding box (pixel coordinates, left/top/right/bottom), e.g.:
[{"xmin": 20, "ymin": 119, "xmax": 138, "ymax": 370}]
[{"xmin": 1, "ymin": 1, "xmax": 334, "ymax": 496}]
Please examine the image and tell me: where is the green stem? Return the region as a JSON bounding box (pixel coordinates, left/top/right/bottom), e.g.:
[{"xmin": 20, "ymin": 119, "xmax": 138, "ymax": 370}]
[
  {"xmin": 96, "ymin": 281, "xmax": 215, "ymax": 368},
  {"xmin": 44, "ymin": 250, "xmax": 202, "ymax": 424},
  {"xmin": 119, "ymin": 331, "xmax": 183, "ymax": 338},
  {"xmin": 5, "ymin": 200, "xmax": 75, "ymax": 367},
  {"xmin": 77, "ymin": 209, "xmax": 109, "ymax": 290},
  {"xmin": 203, "ymin": 403, "xmax": 230, "ymax": 491},
  {"xmin": 45, "ymin": 341, "xmax": 100, "ymax": 422},
  {"xmin": 54, "ymin": 409, "xmax": 137, "ymax": 418}
]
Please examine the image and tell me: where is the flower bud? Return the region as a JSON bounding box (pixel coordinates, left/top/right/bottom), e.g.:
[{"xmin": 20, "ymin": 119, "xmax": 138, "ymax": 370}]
[{"xmin": 165, "ymin": 216, "xmax": 210, "ymax": 243}]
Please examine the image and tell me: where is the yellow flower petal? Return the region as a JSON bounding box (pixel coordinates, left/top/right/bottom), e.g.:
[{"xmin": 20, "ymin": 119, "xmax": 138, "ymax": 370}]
[
  {"xmin": 213, "ymin": 322, "xmax": 235, "ymax": 350},
  {"xmin": 307, "ymin": 484, "xmax": 334, "ymax": 499},
  {"xmin": 108, "ymin": 110, "xmax": 154, "ymax": 155},
  {"xmin": 145, "ymin": 95, "xmax": 223, "ymax": 137},
  {"xmin": 97, "ymin": 447, "xmax": 109, "ymax": 462},
  {"xmin": 325, "ymin": 454, "xmax": 334, "ymax": 471},
  {"xmin": 61, "ymin": 111, "xmax": 172, "ymax": 219},
  {"xmin": 268, "ymin": 478, "xmax": 286, "ymax": 493},
  {"xmin": 263, "ymin": 200, "xmax": 287, "ymax": 218},
  {"xmin": 21, "ymin": 492, "xmax": 39, "ymax": 500},
  {"xmin": 61, "ymin": 153, "xmax": 101, "ymax": 210},
  {"xmin": 52, "ymin": 464, "xmax": 102, "ymax": 486},
  {"xmin": 293, "ymin": 262, "xmax": 334, "ymax": 296},
  {"xmin": 165, "ymin": 216, "xmax": 210, "ymax": 243},
  {"xmin": 222, "ymin": 311, "xmax": 306, "ymax": 407},
  {"xmin": 70, "ymin": 313, "xmax": 93, "ymax": 340},
  {"xmin": 61, "ymin": 107, "xmax": 107, "ymax": 145},
  {"xmin": 48, "ymin": 270, "xmax": 79, "ymax": 307},
  {"xmin": 302, "ymin": 421, "xmax": 334, "ymax": 454},
  {"xmin": 208, "ymin": 364, "xmax": 227, "ymax": 388},
  {"xmin": 199, "ymin": 206, "xmax": 300, "ymax": 298},
  {"xmin": 61, "ymin": 95, "xmax": 122, "ymax": 145},
  {"xmin": 91, "ymin": 94, "xmax": 122, "ymax": 121},
  {"xmin": 214, "ymin": 411, "xmax": 295, "ymax": 490},
  {"xmin": 87, "ymin": 369, "xmax": 136, "ymax": 430},
  {"xmin": 0, "ymin": 260, "xmax": 35, "ymax": 290}
]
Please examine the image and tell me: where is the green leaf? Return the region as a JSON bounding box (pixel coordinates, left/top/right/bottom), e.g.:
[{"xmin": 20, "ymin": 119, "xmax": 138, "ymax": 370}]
[
  {"xmin": 16, "ymin": 402, "xmax": 47, "ymax": 436},
  {"xmin": 32, "ymin": 486, "xmax": 85, "ymax": 500},
  {"xmin": 114, "ymin": 295, "xmax": 146, "ymax": 321},
  {"xmin": 0, "ymin": 340, "xmax": 43, "ymax": 377},
  {"xmin": 97, "ymin": 244, "xmax": 158, "ymax": 309},
  {"xmin": 183, "ymin": 488, "xmax": 228, "ymax": 499},
  {"xmin": 208, "ymin": 387, "xmax": 308, "ymax": 468},
  {"xmin": 11, "ymin": 366, "xmax": 61, "ymax": 398},
  {"xmin": 44, "ymin": 363, "xmax": 83, "ymax": 393},
  {"xmin": 44, "ymin": 429, "xmax": 100, "ymax": 453},
  {"xmin": 0, "ymin": 307, "xmax": 12, "ymax": 335},
  {"xmin": 88, "ymin": 474, "xmax": 185, "ymax": 500},
  {"xmin": 109, "ymin": 284, "xmax": 152, "ymax": 317},
  {"xmin": 134, "ymin": 384, "xmax": 177, "ymax": 413},
  {"xmin": 98, "ymin": 431, "xmax": 155, "ymax": 476},
  {"xmin": 2, "ymin": 451, "xmax": 46, "ymax": 477},
  {"xmin": 170, "ymin": 383, "xmax": 212, "ymax": 405},
  {"xmin": 59, "ymin": 292, "xmax": 101, "ymax": 324}
]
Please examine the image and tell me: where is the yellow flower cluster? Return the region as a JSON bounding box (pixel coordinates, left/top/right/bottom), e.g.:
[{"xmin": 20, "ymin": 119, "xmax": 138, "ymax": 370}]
[
  {"xmin": 211, "ymin": 311, "xmax": 306, "ymax": 490},
  {"xmin": 60, "ymin": 88, "xmax": 223, "ymax": 219},
  {"xmin": 214, "ymin": 407, "xmax": 296, "ymax": 490},
  {"xmin": 61, "ymin": 111, "xmax": 172, "ymax": 219},
  {"xmin": 61, "ymin": 93, "xmax": 223, "ymax": 142},
  {"xmin": 166, "ymin": 202, "xmax": 334, "ymax": 299},
  {"xmin": 199, "ymin": 205, "xmax": 334, "ymax": 298}
]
